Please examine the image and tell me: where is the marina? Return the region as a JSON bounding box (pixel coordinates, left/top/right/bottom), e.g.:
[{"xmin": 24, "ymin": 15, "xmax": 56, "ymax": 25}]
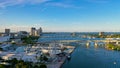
[
  {"xmin": 0, "ymin": 0, "xmax": 120, "ymax": 68},
  {"xmin": 1, "ymin": 32, "xmax": 120, "ymax": 68}
]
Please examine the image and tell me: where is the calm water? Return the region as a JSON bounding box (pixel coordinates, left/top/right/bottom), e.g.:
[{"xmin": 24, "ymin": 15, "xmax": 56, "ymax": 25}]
[{"xmin": 62, "ymin": 45, "xmax": 120, "ymax": 68}]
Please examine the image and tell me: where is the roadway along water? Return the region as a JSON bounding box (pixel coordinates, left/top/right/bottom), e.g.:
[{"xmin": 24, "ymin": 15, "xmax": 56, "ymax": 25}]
[{"xmin": 62, "ymin": 45, "xmax": 120, "ymax": 68}]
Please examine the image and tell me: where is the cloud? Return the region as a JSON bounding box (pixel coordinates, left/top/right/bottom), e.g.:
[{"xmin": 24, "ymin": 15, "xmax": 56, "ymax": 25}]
[
  {"xmin": 0, "ymin": 0, "xmax": 83, "ymax": 9},
  {"xmin": 86, "ymin": 0, "xmax": 110, "ymax": 3},
  {"xmin": 0, "ymin": 0, "xmax": 50, "ymax": 8},
  {"xmin": 45, "ymin": 2, "xmax": 82, "ymax": 9}
]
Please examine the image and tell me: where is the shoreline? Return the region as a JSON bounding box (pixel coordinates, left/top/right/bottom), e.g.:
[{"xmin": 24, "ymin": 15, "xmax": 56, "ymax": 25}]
[
  {"xmin": 47, "ymin": 46, "xmax": 76, "ymax": 68},
  {"xmin": 60, "ymin": 46, "xmax": 76, "ymax": 68}
]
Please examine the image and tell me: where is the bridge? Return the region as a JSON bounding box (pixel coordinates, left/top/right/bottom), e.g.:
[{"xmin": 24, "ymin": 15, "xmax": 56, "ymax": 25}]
[{"xmin": 38, "ymin": 36, "xmax": 120, "ymax": 46}]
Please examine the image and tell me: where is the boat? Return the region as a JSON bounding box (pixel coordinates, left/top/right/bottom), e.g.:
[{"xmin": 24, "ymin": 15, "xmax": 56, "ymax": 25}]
[{"xmin": 67, "ymin": 55, "xmax": 71, "ymax": 60}]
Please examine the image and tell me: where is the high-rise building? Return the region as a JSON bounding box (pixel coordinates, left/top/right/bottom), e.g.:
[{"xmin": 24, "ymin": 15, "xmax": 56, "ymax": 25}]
[
  {"xmin": 30, "ymin": 27, "xmax": 36, "ymax": 36},
  {"xmin": 37, "ymin": 27, "xmax": 42, "ymax": 36},
  {"xmin": 5, "ymin": 29, "xmax": 10, "ymax": 36},
  {"xmin": 30, "ymin": 27, "xmax": 43, "ymax": 36},
  {"xmin": 99, "ymin": 32, "xmax": 104, "ymax": 36},
  {"xmin": 18, "ymin": 31, "xmax": 29, "ymax": 38}
]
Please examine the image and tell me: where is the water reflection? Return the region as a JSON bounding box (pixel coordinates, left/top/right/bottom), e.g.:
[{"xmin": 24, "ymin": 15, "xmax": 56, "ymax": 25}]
[{"xmin": 62, "ymin": 43, "xmax": 120, "ymax": 68}]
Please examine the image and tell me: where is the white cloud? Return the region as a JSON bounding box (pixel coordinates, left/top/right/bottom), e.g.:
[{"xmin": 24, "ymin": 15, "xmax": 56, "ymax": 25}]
[
  {"xmin": 46, "ymin": 2, "xmax": 74, "ymax": 8},
  {"xmin": 0, "ymin": 0, "xmax": 50, "ymax": 8},
  {"xmin": 86, "ymin": 0, "xmax": 110, "ymax": 3},
  {"xmin": 0, "ymin": 0, "xmax": 83, "ymax": 9},
  {"xmin": 29, "ymin": 0, "xmax": 50, "ymax": 4},
  {"xmin": 45, "ymin": 2, "xmax": 83, "ymax": 9}
]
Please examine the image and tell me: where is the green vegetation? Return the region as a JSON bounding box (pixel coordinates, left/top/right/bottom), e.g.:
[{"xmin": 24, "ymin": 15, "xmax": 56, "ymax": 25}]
[
  {"xmin": 88, "ymin": 34, "xmax": 107, "ymax": 38},
  {"xmin": 84, "ymin": 33, "xmax": 120, "ymax": 38},
  {"xmin": 40, "ymin": 64, "xmax": 47, "ymax": 68},
  {"xmin": 21, "ymin": 36, "xmax": 39, "ymax": 44},
  {"xmin": 91, "ymin": 34, "xmax": 120, "ymax": 38},
  {"xmin": 0, "ymin": 42, "xmax": 2, "ymax": 45},
  {"xmin": 2, "ymin": 58, "xmax": 47, "ymax": 68},
  {"xmin": 0, "ymin": 57, "xmax": 2, "ymax": 60},
  {"xmin": 106, "ymin": 44, "xmax": 120, "ymax": 51},
  {"xmin": 101, "ymin": 34, "xmax": 120, "ymax": 38},
  {"xmin": 108, "ymin": 34, "xmax": 120, "ymax": 38},
  {"xmin": 15, "ymin": 60, "xmax": 30, "ymax": 68},
  {"xmin": 0, "ymin": 64, "xmax": 5, "ymax": 68},
  {"xmin": 39, "ymin": 55, "xmax": 48, "ymax": 63},
  {"xmin": 11, "ymin": 42, "xmax": 16, "ymax": 45},
  {"xmin": 0, "ymin": 47, "xmax": 3, "ymax": 51}
]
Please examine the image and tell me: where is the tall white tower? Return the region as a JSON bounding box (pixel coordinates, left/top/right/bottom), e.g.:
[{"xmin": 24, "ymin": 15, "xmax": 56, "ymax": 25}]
[
  {"xmin": 30, "ymin": 27, "xmax": 36, "ymax": 36},
  {"xmin": 37, "ymin": 27, "xmax": 42, "ymax": 36}
]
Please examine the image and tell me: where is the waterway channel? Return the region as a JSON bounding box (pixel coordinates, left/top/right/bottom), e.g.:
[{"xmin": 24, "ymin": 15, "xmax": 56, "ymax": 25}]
[{"xmin": 62, "ymin": 44, "xmax": 120, "ymax": 68}]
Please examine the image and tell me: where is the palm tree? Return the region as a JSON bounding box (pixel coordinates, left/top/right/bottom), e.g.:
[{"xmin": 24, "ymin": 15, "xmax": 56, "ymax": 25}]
[
  {"xmin": 40, "ymin": 64, "xmax": 47, "ymax": 68},
  {"xmin": 0, "ymin": 47, "xmax": 3, "ymax": 51},
  {"xmin": 0, "ymin": 64, "xmax": 5, "ymax": 68}
]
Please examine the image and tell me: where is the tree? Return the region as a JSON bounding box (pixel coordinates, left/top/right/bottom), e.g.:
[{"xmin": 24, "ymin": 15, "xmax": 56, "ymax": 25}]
[
  {"xmin": 0, "ymin": 43, "xmax": 2, "ymax": 45},
  {"xmin": 40, "ymin": 64, "xmax": 47, "ymax": 68},
  {"xmin": 15, "ymin": 60, "xmax": 29, "ymax": 68},
  {"xmin": 33, "ymin": 65, "xmax": 39, "ymax": 68},
  {"xmin": 16, "ymin": 63, "xmax": 21, "ymax": 68},
  {"xmin": 10, "ymin": 58, "xmax": 18, "ymax": 68},
  {"xmin": 39, "ymin": 55, "xmax": 48, "ymax": 63},
  {"xmin": 0, "ymin": 64, "xmax": 5, "ymax": 68},
  {"xmin": 21, "ymin": 36, "xmax": 39, "ymax": 44},
  {"xmin": 11, "ymin": 58, "xmax": 18, "ymax": 64},
  {"xmin": 43, "ymin": 56, "xmax": 48, "ymax": 61},
  {"xmin": 0, "ymin": 57, "xmax": 3, "ymax": 60},
  {"xmin": 0, "ymin": 48, "xmax": 3, "ymax": 51}
]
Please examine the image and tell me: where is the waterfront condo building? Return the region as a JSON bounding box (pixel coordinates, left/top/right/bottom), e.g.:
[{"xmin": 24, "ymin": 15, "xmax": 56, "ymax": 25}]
[
  {"xmin": 30, "ymin": 27, "xmax": 36, "ymax": 36},
  {"xmin": 30, "ymin": 27, "xmax": 42, "ymax": 36},
  {"xmin": 36, "ymin": 27, "xmax": 42, "ymax": 36},
  {"xmin": 5, "ymin": 29, "xmax": 10, "ymax": 36}
]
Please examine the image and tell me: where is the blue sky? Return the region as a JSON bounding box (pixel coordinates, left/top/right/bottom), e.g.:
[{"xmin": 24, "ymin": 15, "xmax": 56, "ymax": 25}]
[{"xmin": 0, "ymin": 0, "xmax": 120, "ymax": 32}]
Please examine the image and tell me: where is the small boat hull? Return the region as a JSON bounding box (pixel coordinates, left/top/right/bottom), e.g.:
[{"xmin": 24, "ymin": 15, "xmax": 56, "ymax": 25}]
[{"xmin": 67, "ymin": 55, "xmax": 71, "ymax": 60}]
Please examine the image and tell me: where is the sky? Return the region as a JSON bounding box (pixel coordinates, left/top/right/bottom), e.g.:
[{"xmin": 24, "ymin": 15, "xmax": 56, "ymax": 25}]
[{"xmin": 0, "ymin": 0, "xmax": 120, "ymax": 32}]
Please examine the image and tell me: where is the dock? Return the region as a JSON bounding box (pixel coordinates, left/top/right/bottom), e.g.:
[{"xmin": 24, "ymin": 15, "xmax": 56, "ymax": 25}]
[{"xmin": 47, "ymin": 46, "xmax": 75, "ymax": 68}]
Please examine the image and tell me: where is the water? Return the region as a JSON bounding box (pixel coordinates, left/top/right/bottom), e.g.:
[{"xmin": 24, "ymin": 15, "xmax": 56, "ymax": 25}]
[{"xmin": 62, "ymin": 45, "xmax": 120, "ymax": 68}]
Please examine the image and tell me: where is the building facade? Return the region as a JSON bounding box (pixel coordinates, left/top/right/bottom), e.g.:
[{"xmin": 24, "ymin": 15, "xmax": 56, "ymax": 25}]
[
  {"xmin": 36, "ymin": 27, "xmax": 42, "ymax": 36},
  {"xmin": 18, "ymin": 31, "xmax": 29, "ymax": 38},
  {"xmin": 30, "ymin": 27, "xmax": 36, "ymax": 36},
  {"xmin": 99, "ymin": 32, "xmax": 104, "ymax": 36},
  {"xmin": 30, "ymin": 27, "xmax": 42, "ymax": 36},
  {"xmin": 5, "ymin": 29, "xmax": 10, "ymax": 36}
]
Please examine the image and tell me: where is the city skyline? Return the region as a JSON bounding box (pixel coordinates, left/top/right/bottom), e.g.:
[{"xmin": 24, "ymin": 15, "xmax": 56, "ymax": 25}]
[{"xmin": 0, "ymin": 0, "xmax": 120, "ymax": 32}]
